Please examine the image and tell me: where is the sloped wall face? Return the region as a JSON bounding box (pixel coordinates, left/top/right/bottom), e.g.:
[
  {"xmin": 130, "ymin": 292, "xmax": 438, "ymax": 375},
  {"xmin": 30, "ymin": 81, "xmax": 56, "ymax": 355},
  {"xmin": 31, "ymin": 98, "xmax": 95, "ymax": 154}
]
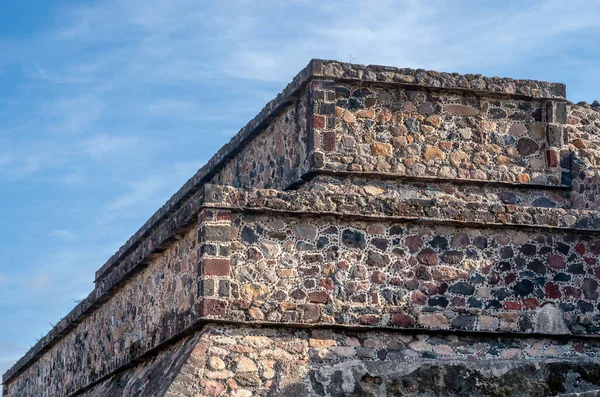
[
  {"xmin": 212, "ymin": 96, "xmax": 310, "ymax": 190},
  {"xmin": 4, "ymin": 223, "xmax": 199, "ymax": 397},
  {"xmin": 312, "ymin": 81, "xmax": 569, "ymax": 186},
  {"xmin": 568, "ymin": 104, "xmax": 600, "ymax": 210},
  {"xmin": 222, "ymin": 212, "xmax": 600, "ymax": 334},
  {"xmin": 144, "ymin": 324, "xmax": 600, "ymax": 397}
]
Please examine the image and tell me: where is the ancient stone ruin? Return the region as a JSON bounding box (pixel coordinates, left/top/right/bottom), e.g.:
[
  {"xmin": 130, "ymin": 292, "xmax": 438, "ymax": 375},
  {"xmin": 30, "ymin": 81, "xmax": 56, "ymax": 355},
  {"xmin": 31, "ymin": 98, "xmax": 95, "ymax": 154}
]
[{"xmin": 3, "ymin": 59, "xmax": 600, "ymax": 396}]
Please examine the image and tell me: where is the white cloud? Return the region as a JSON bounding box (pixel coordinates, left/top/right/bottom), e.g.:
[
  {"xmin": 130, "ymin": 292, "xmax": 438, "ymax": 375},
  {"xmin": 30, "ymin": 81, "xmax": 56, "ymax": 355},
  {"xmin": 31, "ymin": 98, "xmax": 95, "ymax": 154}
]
[
  {"xmin": 80, "ymin": 135, "xmax": 139, "ymax": 159},
  {"xmin": 30, "ymin": 272, "xmax": 53, "ymax": 291},
  {"xmin": 106, "ymin": 160, "xmax": 204, "ymax": 211},
  {"xmin": 48, "ymin": 230, "xmax": 77, "ymax": 241}
]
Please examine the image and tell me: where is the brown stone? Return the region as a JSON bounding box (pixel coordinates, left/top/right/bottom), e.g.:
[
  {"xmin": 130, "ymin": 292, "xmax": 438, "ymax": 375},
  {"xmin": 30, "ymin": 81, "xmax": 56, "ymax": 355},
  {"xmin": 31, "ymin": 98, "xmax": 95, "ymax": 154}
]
[
  {"xmin": 445, "ymin": 104, "xmax": 479, "ymax": 116},
  {"xmin": 418, "ymin": 313, "xmax": 449, "ymax": 328},
  {"xmin": 248, "ymin": 307, "xmax": 265, "ymax": 320},
  {"xmin": 509, "ymin": 124, "xmax": 528, "ymax": 136},
  {"xmin": 236, "ymin": 357, "xmax": 258, "ymax": 372},
  {"xmin": 391, "ymin": 313, "xmax": 415, "ymax": 327},
  {"xmin": 424, "ymin": 145, "xmax": 445, "ymax": 161},
  {"xmin": 390, "ymin": 124, "xmax": 408, "ymax": 136},
  {"xmin": 371, "ymin": 142, "xmax": 393, "ymax": 156},
  {"xmin": 449, "ymin": 151, "xmax": 468, "ymax": 167},
  {"xmin": 202, "ymin": 299, "xmax": 228, "ymax": 317},
  {"xmin": 497, "ymin": 155, "xmax": 511, "ymax": 165},
  {"xmin": 203, "ymin": 258, "xmax": 231, "ymax": 277},
  {"xmin": 417, "ymin": 248, "xmax": 439, "ymax": 266},
  {"xmin": 322, "ymin": 131, "xmax": 336, "ymax": 152},
  {"xmin": 309, "ymin": 338, "xmax": 336, "ymax": 348},
  {"xmin": 425, "ymin": 114, "xmax": 441, "ymax": 128},
  {"xmin": 308, "ymin": 291, "xmax": 332, "ymax": 304},
  {"xmin": 517, "ymin": 138, "xmax": 539, "ymax": 156},
  {"xmin": 405, "ymin": 235, "xmax": 423, "ymax": 253},
  {"xmin": 377, "ymin": 110, "xmax": 392, "ymax": 123},
  {"xmin": 572, "ymin": 138, "xmax": 589, "ymax": 149},
  {"xmin": 390, "ymin": 136, "xmax": 408, "ymax": 148},
  {"xmin": 371, "ymin": 271, "xmax": 386, "ymax": 284},
  {"xmin": 342, "ymin": 110, "xmax": 356, "ymax": 123},
  {"xmin": 357, "ymin": 109, "xmax": 376, "ymax": 119},
  {"xmin": 312, "ymin": 114, "xmax": 325, "ymax": 129},
  {"xmin": 433, "ymin": 265, "xmax": 468, "ymax": 281}
]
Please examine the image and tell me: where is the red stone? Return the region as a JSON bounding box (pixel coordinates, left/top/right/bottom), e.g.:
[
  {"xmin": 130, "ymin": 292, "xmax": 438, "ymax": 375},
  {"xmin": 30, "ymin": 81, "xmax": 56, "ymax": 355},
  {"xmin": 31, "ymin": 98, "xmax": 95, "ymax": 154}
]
[
  {"xmin": 232, "ymin": 299, "xmax": 251, "ymax": 309},
  {"xmin": 548, "ymin": 254, "xmax": 566, "ymax": 269},
  {"xmin": 202, "ymin": 258, "xmax": 231, "ymax": 276},
  {"xmin": 391, "ymin": 313, "xmax": 415, "ymax": 327},
  {"xmin": 308, "ymin": 291, "xmax": 332, "ymax": 304},
  {"xmin": 322, "ymin": 131, "xmax": 336, "ymax": 152},
  {"xmin": 411, "ymin": 291, "xmax": 427, "ymax": 305},
  {"xmin": 584, "ymin": 257, "xmax": 597, "ymax": 266},
  {"xmin": 595, "ymin": 267, "xmax": 600, "ymax": 279},
  {"xmin": 202, "ymin": 299, "xmax": 227, "ymax": 317},
  {"xmin": 562, "ymin": 286, "xmax": 582, "ymax": 299},
  {"xmin": 319, "ymin": 278, "xmax": 334, "ymax": 290},
  {"xmin": 370, "ymin": 292, "xmax": 379, "ymax": 305},
  {"xmin": 504, "ymin": 301, "xmax": 522, "ymax": 310},
  {"xmin": 371, "ymin": 271, "xmax": 386, "ymax": 284},
  {"xmin": 589, "ymin": 240, "xmax": 600, "ymax": 255},
  {"xmin": 575, "ymin": 243, "xmax": 586, "ymax": 255},
  {"xmin": 574, "ymin": 345, "xmax": 585, "ymax": 354},
  {"xmin": 545, "ymin": 283, "xmax": 562, "ymax": 299},
  {"xmin": 522, "ymin": 298, "xmax": 539, "ymax": 310},
  {"xmin": 312, "ymin": 114, "xmax": 326, "ymax": 129},
  {"xmin": 359, "ymin": 315, "xmax": 380, "ymax": 325},
  {"xmin": 546, "ymin": 149, "xmax": 558, "ymax": 168},
  {"xmin": 504, "ymin": 273, "xmax": 517, "ymax": 285},
  {"xmin": 337, "ymin": 260, "xmax": 349, "ymax": 270},
  {"xmin": 216, "ymin": 210, "xmax": 231, "ymax": 221},
  {"xmin": 417, "ymin": 248, "xmax": 439, "ymax": 266},
  {"xmin": 420, "ymin": 282, "xmax": 438, "ymax": 296},
  {"xmin": 405, "ymin": 235, "xmax": 424, "ymax": 253}
]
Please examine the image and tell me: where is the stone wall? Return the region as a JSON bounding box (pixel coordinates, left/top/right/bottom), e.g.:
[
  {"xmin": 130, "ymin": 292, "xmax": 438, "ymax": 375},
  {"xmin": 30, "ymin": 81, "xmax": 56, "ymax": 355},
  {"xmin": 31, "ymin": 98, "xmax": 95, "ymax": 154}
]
[
  {"xmin": 204, "ymin": 206, "xmax": 600, "ymax": 335},
  {"xmin": 4, "ymin": 223, "xmax": 199, "ymax": 397},
  {"xmin": 3, "ymin": 60, "xmax": 600, "ymax": 397},
  {"xmin": 67, "ymin": 323, "xmax": 600, "ymax": 397},
  {"xmin": 212, "ymin": 99, "xmax": 310, "ymax": 190},
  {"xmin": 569, "ymin": 103, "xmax": 600, "ymax": 210},
  {"xmin": 313, "ymin": 82, "xmax": 569, "ymax": 186}
]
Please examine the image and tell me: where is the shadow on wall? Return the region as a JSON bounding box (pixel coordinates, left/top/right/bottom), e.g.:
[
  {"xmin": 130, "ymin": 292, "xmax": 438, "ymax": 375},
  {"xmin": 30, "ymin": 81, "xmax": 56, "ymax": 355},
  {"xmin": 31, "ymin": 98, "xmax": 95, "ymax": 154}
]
[{"xmin": 278, "ymin": 360, "xmax": 600, "ymax": 397}]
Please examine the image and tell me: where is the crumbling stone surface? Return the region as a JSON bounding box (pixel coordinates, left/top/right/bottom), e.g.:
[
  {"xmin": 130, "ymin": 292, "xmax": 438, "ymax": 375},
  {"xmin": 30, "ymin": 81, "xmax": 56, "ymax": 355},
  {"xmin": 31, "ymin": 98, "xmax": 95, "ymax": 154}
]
[
  {"xmin": 2, "ymin": 60, "xmax": 600, "ymax": 397},
  {"xmin": 72, "ymin": 324, "xmax": 600, "ymax": 397}
]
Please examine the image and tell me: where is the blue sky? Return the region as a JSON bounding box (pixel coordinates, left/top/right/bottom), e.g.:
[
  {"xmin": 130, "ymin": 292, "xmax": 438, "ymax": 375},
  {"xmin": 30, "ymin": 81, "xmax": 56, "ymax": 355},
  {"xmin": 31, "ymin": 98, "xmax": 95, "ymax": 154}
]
[{"xmin": 1, "ymin": 0, "xmax": 599, "ymax": 383}]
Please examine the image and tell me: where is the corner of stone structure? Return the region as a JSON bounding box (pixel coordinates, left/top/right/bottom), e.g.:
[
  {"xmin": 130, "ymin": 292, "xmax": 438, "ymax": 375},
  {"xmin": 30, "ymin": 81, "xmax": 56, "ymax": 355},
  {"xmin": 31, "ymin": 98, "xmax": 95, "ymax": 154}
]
[
  {"xmin": 6, "ymin": 59, "xmax": 600, "ymax": 397},
  {"xmin": 197, "ymin": 201, "xmax": 232, "ymax": 320}
]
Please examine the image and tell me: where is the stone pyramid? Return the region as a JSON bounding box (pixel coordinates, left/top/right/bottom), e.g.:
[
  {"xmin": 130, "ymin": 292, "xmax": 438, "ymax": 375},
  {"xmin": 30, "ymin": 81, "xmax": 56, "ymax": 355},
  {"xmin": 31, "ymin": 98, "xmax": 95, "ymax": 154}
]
[{"xmin": 4, "ymin": 60, "xmax": 600, "ymax": 396}]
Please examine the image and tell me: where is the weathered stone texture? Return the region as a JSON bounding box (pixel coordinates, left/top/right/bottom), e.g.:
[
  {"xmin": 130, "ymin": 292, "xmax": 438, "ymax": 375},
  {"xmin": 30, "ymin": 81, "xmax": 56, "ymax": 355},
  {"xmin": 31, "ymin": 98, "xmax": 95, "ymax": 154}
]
[
  {"xmin": 217, "ymin": 212, "xmax": 600, "ymax": 334},
  {"xmin": 568, "ymin": 103, "xmax": 600, "ymax": 210},
  {"xmin": 4, "ymin": 224, "xmax": 199, "ymax": 397},
  {"xmin": 3, "ymin": 60, "xmax": 600, "ymax": 397},
  {"xmin": 213, "ymin": 101, "xmax": 309, "ymax": 189},
  {"xmin": 79, "ymin": 324, "xmax": 600, "ymax": 396},
  {"xmin": 318, "ymin": 84, "xmax": 568, "ymax": 185}
]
